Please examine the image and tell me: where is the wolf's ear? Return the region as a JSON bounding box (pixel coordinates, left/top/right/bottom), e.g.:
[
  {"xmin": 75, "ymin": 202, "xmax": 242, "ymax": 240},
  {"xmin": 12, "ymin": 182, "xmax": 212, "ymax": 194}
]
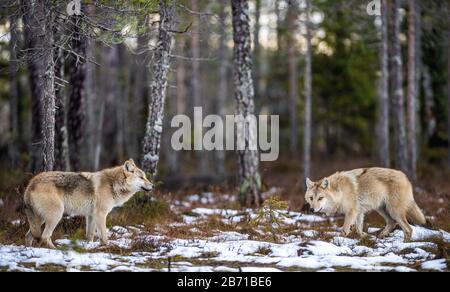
[
  {"xmin": 321, "ymin": 178, "xmax": 329, "ymax": 189},
  {"xmin": 306, "ymin": 178, "xmax": 314, "ymax": 189},
  {"xmin": 124, "ymin": 160, "xmax": 135, "ymax": 172}
]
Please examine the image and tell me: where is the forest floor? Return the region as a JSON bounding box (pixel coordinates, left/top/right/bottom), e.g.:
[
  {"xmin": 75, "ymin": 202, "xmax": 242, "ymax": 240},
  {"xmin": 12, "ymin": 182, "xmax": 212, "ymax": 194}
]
[{"xmin": 0, "ymin": 157, "xmax": 449, "ymax": 272}]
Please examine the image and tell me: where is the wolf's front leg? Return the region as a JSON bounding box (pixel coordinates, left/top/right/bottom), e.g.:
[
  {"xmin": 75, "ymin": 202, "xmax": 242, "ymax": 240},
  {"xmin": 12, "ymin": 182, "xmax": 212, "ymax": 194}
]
[
  {"xmin": 355, "ymin": 213, "xmax": 368, "ymax": 237},
  {"xmin": 86, "ymin": 215, "xmax": 95, "ymax": 242},
  {"xmin": 342, "ymin": 210, "xmax": 358, "ymax": 236},
  {"xmin": 94, "ymin": 212, "xmax": 109, "ymax": 245}
]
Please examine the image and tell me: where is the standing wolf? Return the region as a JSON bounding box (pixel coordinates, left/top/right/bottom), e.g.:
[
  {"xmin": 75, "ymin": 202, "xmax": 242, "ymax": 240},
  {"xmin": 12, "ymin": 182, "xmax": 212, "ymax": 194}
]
[
  {"xmin": 304, "ymin": 168, "xmax": 426, "ymax": 242},
  {"xmin": 24, "ymin": 159, "xmax": 152, "ymax": 248}
]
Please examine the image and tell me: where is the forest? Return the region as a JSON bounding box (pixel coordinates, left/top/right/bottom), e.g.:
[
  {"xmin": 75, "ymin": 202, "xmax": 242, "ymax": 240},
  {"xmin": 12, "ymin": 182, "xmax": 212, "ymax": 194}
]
[{"xmin": 0, "ymin": 0, "xmax": 449, "ymax": 273}]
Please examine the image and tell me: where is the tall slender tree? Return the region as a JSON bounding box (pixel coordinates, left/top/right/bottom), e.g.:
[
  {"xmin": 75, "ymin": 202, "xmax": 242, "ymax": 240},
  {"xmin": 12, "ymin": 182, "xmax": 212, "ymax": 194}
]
[
  {"xmin": 377, "ymin": 0, "xmax": 390, "ymax": 168},
  {"xmin": 423, "ymin": 66, "xmax": 436, "ymax": 140},
  {"xmin": 8, "ymin": 12, "xmax": 19, "ymax": 169},
  {"xmin": 390, "ymin": 0, "xmax": 408, "ymax": 175},
  {"xmin": 303, "ymin": 0, "xmax": 313, "ymax": 181},
  {"xmin": 39, "ymin": 0, "xmax": 57, "ymax": 171},
  {"xmin": 131, "ymin": 16, "xmax": 150, "ymax": 160},
  {"xmin": 102, "ymin": 45, "xmax": 119, "ymax": 166},
  {"xmin": 22, "ymin": 0, "xmax": 57, "ymax": 171},
  {"xmin": 216, "ymin": 0, "xmax": 228, "ymax": 176},
  {"xmin": 189, "ymin": 0, "xmax": 207, "ymax": 174},
  {"xmin": 54, "ymin": 28, "xmax": 69, "ymax": 171},
  {"xmin": 142, "ymin": 0, "xmax": 176, "ymax": 176},
  {"xmin": 447, "ymin": 0, "xmax": 450, "ymax": 167},
  {"xmin": 287, "ymin": 0, "xmax": 299, "ymax": 155},
  {"xmin": 407, "ymin": 0, "xmax": 417, "ymax": 180},
  {"xmin": 22, "ymin": 0, "xmax": 44, "ymax": 172},
  {"xmin": 253, "ymin": 0, "xmax": 261, "ymax": 105},
  {"xmin": 67, "ymin": 13, "xmax": 87, "ymax": 171},
  {"xmin": 231, "ymin": 0, "xmax": 262, "ymax": 207}
]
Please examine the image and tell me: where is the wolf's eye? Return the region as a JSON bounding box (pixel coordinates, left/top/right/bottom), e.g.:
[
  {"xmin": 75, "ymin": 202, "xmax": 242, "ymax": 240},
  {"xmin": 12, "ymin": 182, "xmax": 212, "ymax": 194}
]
[{"xmin": 318, "ymin": 197, "xmax": 324, "ymax": 202}]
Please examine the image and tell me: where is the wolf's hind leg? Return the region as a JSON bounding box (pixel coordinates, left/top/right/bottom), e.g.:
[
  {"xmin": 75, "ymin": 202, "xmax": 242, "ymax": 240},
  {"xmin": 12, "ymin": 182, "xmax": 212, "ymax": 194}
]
[
  {"xmin": 25, "ymin": 207, "xmax": 42, "ymax": 246},
  {"xmin": 395, "ymin": 216, "xmax": 413, "ymax": 242},
  {"xmin": 40, "ymin": 207, "xmax": 63, "ymax": 249},
  {"xmin": 386, "ymin": 205, "xmax": 413, "ymax": 242},
  {"xmin": 377, "ymin": 207, "xmax": 397, "ymax": 238}
]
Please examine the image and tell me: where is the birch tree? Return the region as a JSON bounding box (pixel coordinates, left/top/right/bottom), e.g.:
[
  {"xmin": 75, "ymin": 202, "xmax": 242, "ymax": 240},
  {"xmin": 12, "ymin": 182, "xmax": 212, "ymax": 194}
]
[
  {"xmin": 303, "ymin": 0, "xmax": 313, "ymax": 181},
  {"xmin": 390, "ymin": 0, "xmax": 408, "ymax": 175},
  {"xmin": 231, "ymin": 0, "xmax": 262, "ymax": 207},
  {"xmin": 407, "ymin": 0, "xmax": 418, "ymax": 180},
  {"xmin": 287, "ymin": 0, "xmax": 299, "ymax": 155},
  {"xmin": 142, "ymin": 0, "xmax": 176, "ymax": 177},
  {"xmin": 377, "ymin": 0, "xmax": 390, "ymax": 168}
]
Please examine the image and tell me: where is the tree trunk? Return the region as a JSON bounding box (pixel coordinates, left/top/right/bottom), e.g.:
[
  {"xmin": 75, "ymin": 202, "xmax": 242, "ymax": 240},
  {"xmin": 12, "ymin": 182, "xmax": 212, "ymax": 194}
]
[
  {"xmin": 253, "ymin": 0, "xmax": 261, "ymax": 106},
  {"xmin": 102, "ymin": 45, "xmax": 119, "ymax": 166},
  {"xmin": 287, "ymin": 0, "xmax": 299, "ymax": 155},
  {"xmin": 117, "ymin": 44, "xmax": 129, "ymax": 162},
  {"xmin": 85, "ymin": 38, "xmax": 101, "ymax": 170},
  {"xmin": 39, "ymin": 1, "xmax": 56, "ymax": 171},
  {"xmin": 216, "ymin": 0, "xmax": 228, "ymax": 176},
  {"xmin": 303, "ymin": 0, "xmax": 313, "ymax": 181},
  {"xmin": 377, "ymin": 0, "xmax": 390, "ymax": 168},
  {"xmin": 448, "ymin": 0, "xmax": 450, "ymax": 167},
  {"xmin": 68, "ymin": 14, "xmax": 87, "ymax": 171},
  {"xmin": 8, "ymin": 13, "xmax": 19, "ymax": 169},
  {"xmin": 142, "ymin": 0, "xmax": 176, "ymax": 177},
  {"xmin": 407, "ymin": 0, "xmax": 417, "ymax": 180},
  {"xmin": 22, "ymin": 0, "xmax": 56, "ymax": 172},
  {"xmin": 390, "ymin": 0, "xmax": 409, "ymax": 175},
  {"xmin": 231, "ymin": 0, "xmax": 262, "ymax": 207},
  {"xmin": 414, "ymin": 0, "xmax": 422, "ymax": 166},
  {"xmin": 190, "ymin": 0, "xmax": 208, "ymax": 174},
  {"xmin": 54, "ymin": 33, "xmax": 69, "ymax": 171},
  {"xmin": 423, "ymin": 66, "xmax": 436, "ymax": 140},
  {"xmin": 275, "ymin": 0, "xmax": 283, "ymax": 51},
  {"xmin": 22, "ymin": 0, "xmax": 44, "ymax": 172},
  {"xmin": 131, "ymin": 16, "xmax": 150, "ymax": 160}
]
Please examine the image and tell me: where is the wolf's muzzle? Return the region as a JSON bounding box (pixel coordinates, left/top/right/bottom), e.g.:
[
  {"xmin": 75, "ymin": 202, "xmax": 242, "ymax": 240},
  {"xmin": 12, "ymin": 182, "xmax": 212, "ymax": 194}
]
[{"xmin": 141, "ymin": 186, "xmax": 153, "ymax": 192}]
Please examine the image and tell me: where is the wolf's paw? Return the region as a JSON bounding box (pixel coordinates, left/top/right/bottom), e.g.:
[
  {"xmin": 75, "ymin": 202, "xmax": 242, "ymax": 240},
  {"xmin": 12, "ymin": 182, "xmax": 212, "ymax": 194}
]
[
  {"xmin": 341, "ymin": 230, "xmax": 351, "ymax": 237},
  {"xmin": 358, "ymin": 232, "xmax": 369, "ymax": 238},
  {"xmin": 378, "ymin": 229, "xmax": 391, "ymax": 239}
]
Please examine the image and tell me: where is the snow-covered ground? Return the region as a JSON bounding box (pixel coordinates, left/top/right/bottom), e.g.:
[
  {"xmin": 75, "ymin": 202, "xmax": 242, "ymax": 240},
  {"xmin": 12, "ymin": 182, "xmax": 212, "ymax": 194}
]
[{"xmin": 0, "ymin": 192, "xmax": 449, "ymax": 272}]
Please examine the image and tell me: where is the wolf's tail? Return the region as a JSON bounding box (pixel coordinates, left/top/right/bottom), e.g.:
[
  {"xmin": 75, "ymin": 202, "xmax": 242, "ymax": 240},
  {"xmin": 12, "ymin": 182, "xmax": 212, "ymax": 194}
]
[{"xmin": 407, "ymin": 202, "xmax": 426, "ymax": 226}]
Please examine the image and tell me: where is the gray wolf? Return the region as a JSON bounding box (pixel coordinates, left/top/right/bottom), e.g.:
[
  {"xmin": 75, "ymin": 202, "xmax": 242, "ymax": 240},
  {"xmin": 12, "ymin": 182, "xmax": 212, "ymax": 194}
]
[
  {"xmin": 24, "ymin": 159, "xmax": 152, "ymax": 248},
  {"xmin": 305, "ymin": 168, "xmax": 426, "ymax": 242}
]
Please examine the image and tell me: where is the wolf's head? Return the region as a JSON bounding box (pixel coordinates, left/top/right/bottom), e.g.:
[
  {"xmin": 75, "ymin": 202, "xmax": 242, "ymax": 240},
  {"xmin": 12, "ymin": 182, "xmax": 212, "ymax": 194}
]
[
  {"xmin": 304, "ymin": 177, "xmax": 339, "ymax": 216},
  {"xmin": 123, "ymin": 159, "xmax": 153, "ymax": 192}
]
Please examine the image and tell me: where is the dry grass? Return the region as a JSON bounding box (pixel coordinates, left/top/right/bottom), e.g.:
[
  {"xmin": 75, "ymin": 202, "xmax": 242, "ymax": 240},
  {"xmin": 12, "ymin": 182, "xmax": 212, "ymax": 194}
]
[{"xmin": 0, "ymin": 156, "xmax": 449, "ymax": 252}]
